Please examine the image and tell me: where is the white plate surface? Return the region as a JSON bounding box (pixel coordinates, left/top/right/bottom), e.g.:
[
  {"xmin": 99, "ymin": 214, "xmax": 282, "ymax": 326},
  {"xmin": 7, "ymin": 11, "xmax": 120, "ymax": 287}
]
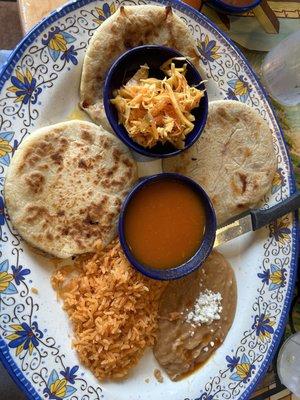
[{"xmin": 0, "ymin": 1, "xmax": 298, "ymax": 400}]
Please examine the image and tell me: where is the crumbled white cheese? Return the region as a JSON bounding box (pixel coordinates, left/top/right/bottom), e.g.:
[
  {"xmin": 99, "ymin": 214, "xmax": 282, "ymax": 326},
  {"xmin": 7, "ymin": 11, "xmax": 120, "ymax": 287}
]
[
  {"xmin": 203, "ymin": 346, "xmax": 209, "ymax": 352},
  {"xmin": 210, "ymin": 341, "xmax": 214, "ymax": 347},
  {"xmin": 186, "ymin": 289, "xmax": 222, "ymax": 325}
]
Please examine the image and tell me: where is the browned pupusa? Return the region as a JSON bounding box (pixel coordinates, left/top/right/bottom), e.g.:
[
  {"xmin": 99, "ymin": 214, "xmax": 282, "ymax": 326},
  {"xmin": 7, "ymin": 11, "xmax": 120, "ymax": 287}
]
[
  {"xmin": 80, "ymin": 5, "xmax": 200, "ymax": 130},
  {"xmin": 163, "ymin": 100, "xmax": 277, "ymax": 224},
  {"xmin": 4, "ymin": 120, "xmax": 137, "ymax": 258}
]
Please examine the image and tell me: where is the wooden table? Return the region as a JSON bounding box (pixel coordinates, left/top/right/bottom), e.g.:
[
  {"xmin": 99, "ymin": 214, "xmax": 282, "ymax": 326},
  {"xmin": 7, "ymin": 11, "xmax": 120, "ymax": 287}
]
[
  {"xmin": 16, "ymin": 2, "xmax": 300, "ymax": 400},
  {"xmin": 18, "ymin": 0, "xmax": 67, "ymax": 33},
  {"xmin": 18, "ymin": 0, "xmax": 282, "ymax": 33}
]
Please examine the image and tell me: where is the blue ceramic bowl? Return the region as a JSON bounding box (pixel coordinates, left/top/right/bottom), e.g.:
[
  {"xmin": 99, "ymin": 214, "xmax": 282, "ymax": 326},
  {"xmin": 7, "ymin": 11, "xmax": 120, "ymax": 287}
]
[
  {"xmin": 103, "ymin": 45, "xmax": 208, "ymax": 158},
  {"xmin": 118, "ymin": 173, "xmax": 217, "ymax": 280},
  {"xmin": 208, "ymin": 0, "xmax": 261, "ymax": 14}
]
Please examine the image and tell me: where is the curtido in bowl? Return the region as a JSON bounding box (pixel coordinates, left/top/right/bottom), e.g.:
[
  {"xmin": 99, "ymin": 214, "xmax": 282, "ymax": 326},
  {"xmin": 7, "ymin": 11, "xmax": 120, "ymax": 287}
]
[{"xmin": 103, "ymin": 45, "xmax": 208, "ymax": 158}]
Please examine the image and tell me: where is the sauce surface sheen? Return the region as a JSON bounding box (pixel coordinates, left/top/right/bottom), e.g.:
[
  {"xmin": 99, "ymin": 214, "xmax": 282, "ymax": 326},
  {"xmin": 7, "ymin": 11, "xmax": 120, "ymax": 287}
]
[{"xmin": 124, "ymin": 180, "xmax": 206, "ymax": 269}]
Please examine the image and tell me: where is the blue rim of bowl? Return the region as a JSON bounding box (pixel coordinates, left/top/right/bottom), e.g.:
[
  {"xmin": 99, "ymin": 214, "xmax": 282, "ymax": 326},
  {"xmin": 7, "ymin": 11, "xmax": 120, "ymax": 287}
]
[
  {"xmin": 103, "ymin": 45, "xmax": 208, "ymax": 158},
  {"xmin": 118, "ymin": 173, "xmax": 217, "ymax": 280},
  {"xmin": 0, "ymin": 1, "xmax": 297, "ymax": 399},
  {"xmin": 207, "ymin": 0, "xmax": 262, "ymax": 13}
]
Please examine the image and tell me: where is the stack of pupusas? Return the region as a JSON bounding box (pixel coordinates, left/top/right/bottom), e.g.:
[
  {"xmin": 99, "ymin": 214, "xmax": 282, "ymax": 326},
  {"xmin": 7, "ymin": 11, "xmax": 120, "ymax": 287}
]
[{"xmin": 4, "ymin": 5, "xmax": 277, "ymax": 383}]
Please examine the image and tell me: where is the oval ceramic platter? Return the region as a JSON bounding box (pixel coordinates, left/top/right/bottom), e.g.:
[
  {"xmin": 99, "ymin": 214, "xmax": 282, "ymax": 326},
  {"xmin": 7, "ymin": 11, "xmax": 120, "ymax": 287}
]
[{"xmin": 0, "ymin": 1, "xmax": 298, "ymax": 399}]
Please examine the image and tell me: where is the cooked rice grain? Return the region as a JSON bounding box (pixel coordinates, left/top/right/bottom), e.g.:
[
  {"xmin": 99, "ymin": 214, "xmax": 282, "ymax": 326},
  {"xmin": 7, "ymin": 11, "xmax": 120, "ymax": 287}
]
[{"xmin": 51, "ymin": 239, "xmax": 166, "ymax": 380}]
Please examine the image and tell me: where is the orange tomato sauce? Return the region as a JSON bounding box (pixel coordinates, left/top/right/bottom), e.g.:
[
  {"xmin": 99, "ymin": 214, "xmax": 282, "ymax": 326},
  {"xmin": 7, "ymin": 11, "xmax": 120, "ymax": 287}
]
[{"xmin": 124, "ymin": 180, "xmax": 206, "ymax": 270}]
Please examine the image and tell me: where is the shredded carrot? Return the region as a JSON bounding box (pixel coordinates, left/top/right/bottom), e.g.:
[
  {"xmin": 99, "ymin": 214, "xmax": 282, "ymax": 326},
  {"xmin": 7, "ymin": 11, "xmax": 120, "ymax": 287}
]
[{"xmin": 110, "ymin": 60, "xmax": 204, "ymax": 149}]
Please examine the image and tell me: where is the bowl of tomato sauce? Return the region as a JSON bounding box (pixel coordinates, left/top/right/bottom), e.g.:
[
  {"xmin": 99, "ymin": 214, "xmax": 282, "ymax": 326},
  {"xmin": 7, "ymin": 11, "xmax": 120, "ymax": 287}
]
[
  {"xmin": 118, "ymin": 173, "xmax": 216, "ymax": 280},
  {"xmin": 207, "ymin": 0, "xmax": 261, "ymax": 13}
]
